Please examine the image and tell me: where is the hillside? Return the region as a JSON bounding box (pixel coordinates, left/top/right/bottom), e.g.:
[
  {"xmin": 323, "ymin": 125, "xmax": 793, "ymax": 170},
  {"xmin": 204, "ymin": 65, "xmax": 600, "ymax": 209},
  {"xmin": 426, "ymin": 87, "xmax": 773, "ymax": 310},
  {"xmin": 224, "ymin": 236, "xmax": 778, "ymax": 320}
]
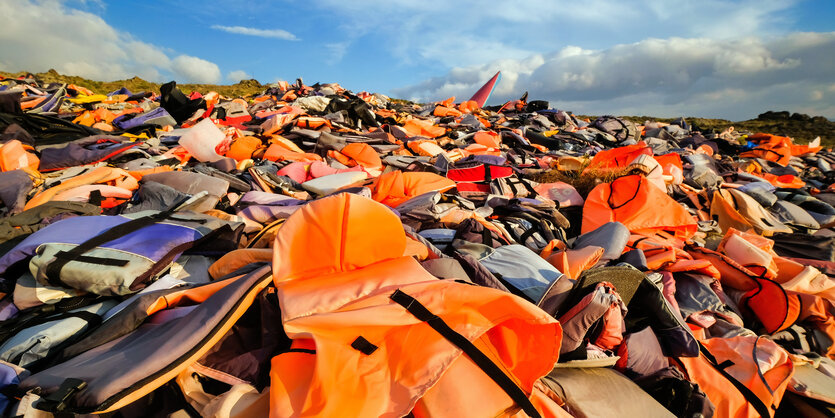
[
  {"xmin": 3, "ymin": 69, "xmax": 833, "ymax": 146},
  {"xmin": 0, "ymin": 69, "xmax": 265, "ymax": 98},
  {"xmin": 616, "ymin": 112, "xmax": 834, "ymax": 146}
]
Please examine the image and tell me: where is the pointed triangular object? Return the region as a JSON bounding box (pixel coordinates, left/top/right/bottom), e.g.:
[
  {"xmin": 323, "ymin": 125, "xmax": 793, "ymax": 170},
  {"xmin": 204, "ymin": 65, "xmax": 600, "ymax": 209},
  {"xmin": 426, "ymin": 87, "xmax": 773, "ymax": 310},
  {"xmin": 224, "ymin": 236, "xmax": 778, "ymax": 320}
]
[{"xmin": 468, "ymin": 71, "xmax": 501, "ymax": 108}]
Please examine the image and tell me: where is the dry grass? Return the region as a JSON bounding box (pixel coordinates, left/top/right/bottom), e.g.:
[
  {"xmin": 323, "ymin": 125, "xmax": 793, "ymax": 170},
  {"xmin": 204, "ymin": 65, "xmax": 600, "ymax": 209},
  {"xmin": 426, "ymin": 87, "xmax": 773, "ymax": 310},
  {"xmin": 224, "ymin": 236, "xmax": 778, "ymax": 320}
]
[
  {"xmin": 1, "ymin": 69, "xmax": 265, "ymax": 98},
  {"xmin": 530, "ymin": 160, "xmax": 630, "ymax": 198}
]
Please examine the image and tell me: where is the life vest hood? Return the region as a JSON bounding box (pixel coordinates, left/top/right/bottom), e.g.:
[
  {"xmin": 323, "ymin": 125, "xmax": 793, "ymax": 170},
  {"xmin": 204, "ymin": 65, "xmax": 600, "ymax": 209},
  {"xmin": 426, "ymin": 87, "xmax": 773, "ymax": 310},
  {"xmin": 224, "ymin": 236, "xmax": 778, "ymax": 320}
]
[{"xmin": 273, "ymin": 193, "xmax": 406, "ymax": 282}]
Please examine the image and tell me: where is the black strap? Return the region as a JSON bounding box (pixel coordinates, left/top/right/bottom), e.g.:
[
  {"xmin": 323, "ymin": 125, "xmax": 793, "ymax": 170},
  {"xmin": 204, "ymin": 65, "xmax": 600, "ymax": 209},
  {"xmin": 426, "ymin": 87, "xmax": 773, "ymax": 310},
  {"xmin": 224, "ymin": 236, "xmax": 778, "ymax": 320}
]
[
  {"xmin": 699, "ymin": 343, "xmax": 773, "ymax": 417},
  {"xmin": 43, "ymin": 199, "xmax": 189, "ymax": 287},
  {"xmin": 87, "ymin": 190, "xmax": 102, "ymax": 206},
  {"xmin": 0, "ymin": 298, "xmax": 102, "ymax": 345},
  {"xmin": 481, "ymin": 226, "xmax": 494, "ymax": 247},
  {"xmin": 44, "ymin": 213, "xmax": 163, "ymax": 286},
  {"xmin": 287, "ymin": 348, "xmax": 316, "ymax": 355},
  {"xmin": 390, "ymin": 289, "xmax": 540, "ymax": 418},
  {"xmin": 16, "ymin": 311, "xmax": 102, "ymax": 332},
  {"xmin": 8, "ymin": 311, "xmax": 102, "ymax": 365},
  {"xmin": 517, "ymin": 221, "xmax": 540, "ymax": 244},
  {"xmin": 484, "ymin": 165, "xmax": 493, "ymax": 182},
  {"xmin": 506, "ymin": 178, "xmax": 519, "ymax": 196},
  {"xmin": 607, "ymin": 176, "xmax": 642, "ymax": 210},
  {"xmin": 519, "ymin": 178, "xmax": 539, "ymax": 198},
  {"xmin": 54, "ymin": 252, "xmax": 129, "ymax": 267},
  {"xmin": 37, "ymin": 378, "xmax": 87, "ymax": 413},
  {"xmin": 351, "ymin": 336, "xmax": 378, "ymax": 355},
  {"xmin": 751, "ymin": 336, "xmax": 775, "ymax": 396}
]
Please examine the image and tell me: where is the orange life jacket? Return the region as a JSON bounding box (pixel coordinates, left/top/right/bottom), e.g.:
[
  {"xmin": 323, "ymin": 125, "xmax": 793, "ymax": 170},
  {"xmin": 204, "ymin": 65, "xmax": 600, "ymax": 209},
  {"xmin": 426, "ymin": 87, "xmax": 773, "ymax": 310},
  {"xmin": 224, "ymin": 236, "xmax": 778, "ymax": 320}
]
[
  {"xmin": 269, "ymin": 193, "xmax": 563, "ymax": 417},
  {"xmin": 25, "ymin": 166, "xmax": 138, "ymax": 211},
  {"xmin": 0, "ymin": 140, "xmax": 39, "ymax": 173},
  {"xmin": 677, "ymin": 336, "xmax": 793, "ymax": 418},
  {"xmin": 402, "ymin": 118, "xmax": 446, "ymax": 138},
  {"xmin": 739, "ymin": 133, "xmax": 793, "ymax": 166},
  {"xmin": 582, "ymin": 174, "xmax": 697, "ymax": 239},
  {"xmin": 584, "ymin": 143, "xmax": 652, "ymax": 172},
  {"xmin": 366, "ymin": 170, "xmax": 456, "ymax": 207}
]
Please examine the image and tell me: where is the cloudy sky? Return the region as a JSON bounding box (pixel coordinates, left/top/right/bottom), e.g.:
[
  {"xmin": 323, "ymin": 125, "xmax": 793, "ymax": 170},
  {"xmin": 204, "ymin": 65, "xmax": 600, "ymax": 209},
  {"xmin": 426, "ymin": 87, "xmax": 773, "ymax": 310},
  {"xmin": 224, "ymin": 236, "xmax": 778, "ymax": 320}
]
[{"xmin": 1, "ymin": 0, "xmax": 834, "ymax": 119}]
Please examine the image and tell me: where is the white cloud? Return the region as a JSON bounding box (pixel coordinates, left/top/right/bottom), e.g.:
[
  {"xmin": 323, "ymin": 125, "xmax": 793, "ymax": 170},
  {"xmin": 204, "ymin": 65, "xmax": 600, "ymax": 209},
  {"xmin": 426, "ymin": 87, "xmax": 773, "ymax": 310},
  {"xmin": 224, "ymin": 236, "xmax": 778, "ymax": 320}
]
[
  {"xmin": 227, "ymin": 70, "xmax": 251, "ymax": 82},
  {"xmin": 810, "ymin": 90, "xmax": 824, "ymax": 101},
  {"xmin": 171, "ymin": 55, "xmax": 221, "ymax": 84},
  {"xmin": 0, "ymin": 0, "xmax": 224, "ymax": 84},
  {"xmin": 310, "ymin": 0, "xmax": 799, "ymax": 72},
  {"xmin": 324, "ymin": 42, "xmax": 349, "ymax": 64},
  {"xmin": 393, "ymin": 32, "xmax": 835, "ymax": 120},
  {"xmin": 211, "ymin": 25, "xmax": 298, "ymax": 41}
]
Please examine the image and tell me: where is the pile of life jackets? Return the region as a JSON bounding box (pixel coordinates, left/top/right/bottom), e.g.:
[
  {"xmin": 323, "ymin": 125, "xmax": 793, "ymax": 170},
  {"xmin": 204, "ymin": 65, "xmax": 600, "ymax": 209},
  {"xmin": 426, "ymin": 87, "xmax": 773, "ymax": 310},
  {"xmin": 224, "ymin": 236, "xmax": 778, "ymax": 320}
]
[{"xmin": 0, "ymin": 73, "xmax": 834, "ymax": 417}]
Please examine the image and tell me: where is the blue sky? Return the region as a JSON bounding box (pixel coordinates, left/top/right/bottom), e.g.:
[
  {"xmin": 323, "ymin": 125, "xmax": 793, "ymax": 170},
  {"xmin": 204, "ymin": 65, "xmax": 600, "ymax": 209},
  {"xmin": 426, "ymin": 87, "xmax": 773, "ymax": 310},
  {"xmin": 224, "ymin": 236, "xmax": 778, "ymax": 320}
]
[{"xmin": 1, "ymin": 0, "xmax": 834, "ymax": 119}]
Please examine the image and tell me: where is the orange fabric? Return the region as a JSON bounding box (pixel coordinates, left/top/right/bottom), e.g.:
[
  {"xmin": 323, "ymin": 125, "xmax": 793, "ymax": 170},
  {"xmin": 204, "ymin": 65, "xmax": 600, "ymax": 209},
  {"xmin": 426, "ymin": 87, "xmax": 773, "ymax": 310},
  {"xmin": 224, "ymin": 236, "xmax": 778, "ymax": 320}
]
[
  {"xmin": 68, "ymin": 84, "xmax": 94, "ymax": 96},
  {"xmin": 327, "ymin": 149, "xmax": 352, "ymax": 167},
  {"xmin": 93, "ymin": 108, "xmax": 117, "ymax": 123},
  {"xmin": 0, "ymin": 140, "xmax": 39, "ymax": 173},
  {"xmin": 464, "ymin": 143, "xmax": 502, "ymax": 156},
  {"xmin": 790, "ymin": 143, "xmax": 822, "ymax": 156},
  {"xmin": 433, "ymin": 105, "xmax": 462, "ymax": 117},
  {"xmin": 686, "ymin": 242, "xmax": 800, "ymax": 335},
  {"xmin": 226, "ymin": 136, "xmax": 262, "ymax": 161},
  {"xmin": 295, "ymin": 117, "xmax": 331, "ymax": 130},
  {"xmin": 368, "ymin": 170, "xmax": 456, "ymax": 207},
  {"xmin": 473, "ymin": 131, "xmax": 502, "ymax": 148},
  {"xmin": 402, "ymin": 118, "xmax": 446, "ymax": 138},
  {"xmin": 269, "ymin": 194, "xmax": 562, "ymax": 417},
  {"xmin": 443, "ymin": 148, "xmax": 469, "ymax": 161},
  {"xmin": 678, "ymin": 336, "xmax": 793, "ymax": 418},
  {"xmin": 263, "ymin": 144, "xmax": 323, "ymax": 163},
  {"xmin": 663, "ymin": 258, "xmax": 720, "ymax": 278},
  {"xmin": 52, "ymin": 185, "xmax": 132, "ymax": 209},
  {"xmin": 407, "ymin": 139, "xmax": 444, "ymax": 157},
  {"xmin": 772, "ymin": 256, "xmax": 806, "ymax": 284},
  {"xmin": 269, "ymin": 135, "xmax": 305, "ymax": 153},
  {"xmin": 273, "ymin": 193, "xmax": 407, "ymax": 281},
  {"xmin": 73, "ymin": 111, "xmax": 96, "ymax": 126},
  {"xmin": 760, "ymin": 173, "xmax": 805, "ymax": 189},
  {"xmin": 710, "ymin": 189, "xmax": 792, "ymax": 236},
  {"xmin": 739, "ymin": 133, "xmax": 793, "ymax": 166},
  {"xmin": 795, "ymin": 293, "xmax": 835, "ymax": 358},
  {"xmin": 718, "ymin": 229, "xmax": 779, "ymax": 279},
  {"xmin": 743, "ymin": 279, "xmax": 801, "ymax": 334},
  {"xmin": 337, "ymin": 143, "xmax": 383, "ymax": 170},
  {"xmin": 403, "ymin": 237, "xmax": 431, "ymax": 260},
  {"xmin": 20, "ymin": 96, "xmax": 45, "ymax": 110},
  {"xmin": 262, "ymin": 112, "xmax": 301, "ymax": 136},
  {"xmin": 545, "ymin": 245, "xmax": 604, "ymax": 279},
  {"xmin": 710, "ymin": 190, "xmax": 755, "ymax": 233},
  {"xmin": 145, "ymin": 279, "xmax": 234, "ymax": 315},
  {"xmin": 92, "ymin": 122, "xmax": 114, "ymax": 132},
  {"xmin": 653, "ymin": 153, "xmax": 683, "ymax": 170},
  {"xmin": 582, "ymin": 174, "xmax": 697, "ymax": 239},
  {"xmin": 687, "ymin": 246, "xmax": 759, "ymax": 291},
  {"xmin": 127, "ymin": 166, "xmax": 174, "ymax": 181},
  {"xmin": 459, "ymin": 100, "xmax": 479, "ymax": 114},
  {"xmin": 280, "ymin": 91, "xmax": 298, "ymax": 102},
  {"xmin": 25, "ymin": 166, "xmax": 138, "ymax": 210},
  {"xmin": 585, "ymin": 143, "xmax": 652, "ymax": 172},
  {"xmin": 696, "ymin": 144, "xmax": 714, "ymax": 156},
  {"xmin": 208, "ymin": 248, "xmax": 274, "ymax": 280},
  {"xmin": 653, "ymin": 152, "xmax": 683, "ymax": 178}
]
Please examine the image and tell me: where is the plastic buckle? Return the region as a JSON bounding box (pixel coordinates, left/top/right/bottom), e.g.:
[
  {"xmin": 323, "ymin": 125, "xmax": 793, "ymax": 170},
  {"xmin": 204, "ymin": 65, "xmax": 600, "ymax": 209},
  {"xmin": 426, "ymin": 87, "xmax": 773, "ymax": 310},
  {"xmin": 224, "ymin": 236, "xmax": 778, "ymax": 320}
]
[{"xmin": 37, "ymin": 378, "xmax": 87, "ymax": 413}]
